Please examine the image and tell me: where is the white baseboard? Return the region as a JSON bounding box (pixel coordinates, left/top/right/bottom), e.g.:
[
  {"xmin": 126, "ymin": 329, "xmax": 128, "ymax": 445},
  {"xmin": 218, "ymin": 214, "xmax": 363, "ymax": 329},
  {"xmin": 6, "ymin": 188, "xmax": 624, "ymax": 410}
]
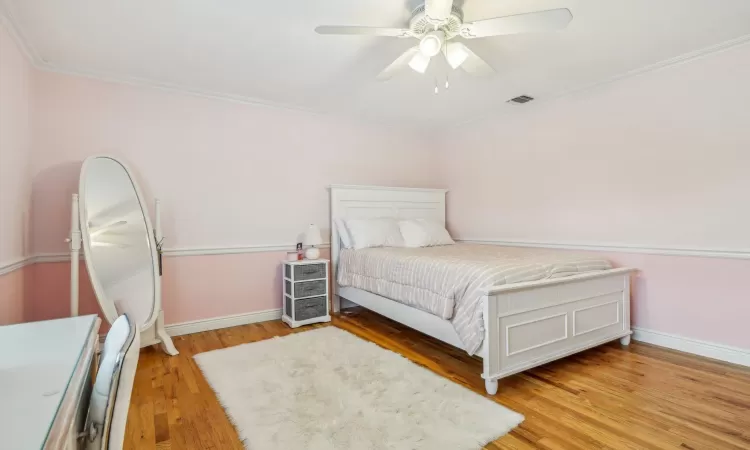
[
  {"xmin": 632, "ymin": 327, "xmax": 750, "ymax": 367},
  {"xmin": 165, "ymin": 308, "xmax": 283, "ymax": 337}
]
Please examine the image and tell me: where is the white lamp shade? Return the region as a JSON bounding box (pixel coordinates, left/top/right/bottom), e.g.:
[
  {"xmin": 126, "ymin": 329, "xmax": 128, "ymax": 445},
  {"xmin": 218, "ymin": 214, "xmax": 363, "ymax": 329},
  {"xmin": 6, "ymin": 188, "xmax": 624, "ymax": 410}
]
[
  {"xmin": 445, "ymin": 42, "xmax": 469, "ymax": 69},
  {"xmin": 408, "ymin": 52, "xmax": 431, "ymax": 73},
  {"xmin": 303, "ymin": 224, "xmax": 323, "ymax": 246}
]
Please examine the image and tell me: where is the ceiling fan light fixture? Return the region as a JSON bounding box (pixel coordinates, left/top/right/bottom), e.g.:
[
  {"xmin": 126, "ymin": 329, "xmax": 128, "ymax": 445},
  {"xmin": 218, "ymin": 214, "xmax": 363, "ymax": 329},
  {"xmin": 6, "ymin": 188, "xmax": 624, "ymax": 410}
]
[
  {"xmin": 408, "ymin": 52, "xmax": 431, "ymax": 73},
  {"xmin": 419, "ymin": 31, "xmax": 444, "ymax": 57},
  {"xmin": 315, "ymin": 3, "xmax": 569, "ymax": 82},
  {"xmin": 445, "ymin": 42, "xmax": 469, "ymax": 69}
]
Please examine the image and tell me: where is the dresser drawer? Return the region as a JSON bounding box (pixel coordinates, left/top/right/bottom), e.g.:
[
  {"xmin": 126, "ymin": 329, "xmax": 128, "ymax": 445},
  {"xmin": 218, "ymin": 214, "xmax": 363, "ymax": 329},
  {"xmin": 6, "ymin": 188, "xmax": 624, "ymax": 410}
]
[
  {"xmin": 294, "ymin": 263, "xmax": 326, "ymax": 281},
  {"xmin": 295, "ymin": 296, "xmax": 327, "ymax": 321}
]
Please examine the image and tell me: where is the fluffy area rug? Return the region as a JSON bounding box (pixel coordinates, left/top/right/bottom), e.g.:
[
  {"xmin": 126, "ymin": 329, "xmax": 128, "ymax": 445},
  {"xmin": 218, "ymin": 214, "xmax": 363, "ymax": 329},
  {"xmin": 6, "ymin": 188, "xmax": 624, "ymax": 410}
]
[{"xmin": 194, "ymin": 327, "xmax": 523, "ymax": 450}]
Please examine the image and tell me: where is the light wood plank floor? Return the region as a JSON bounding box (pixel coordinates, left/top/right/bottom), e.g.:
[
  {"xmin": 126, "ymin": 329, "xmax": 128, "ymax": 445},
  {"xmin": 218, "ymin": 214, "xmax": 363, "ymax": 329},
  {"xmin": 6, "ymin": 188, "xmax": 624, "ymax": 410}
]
[{"xmin": 125, "ymin": 308, "xmax": 750, "ymax": 449}]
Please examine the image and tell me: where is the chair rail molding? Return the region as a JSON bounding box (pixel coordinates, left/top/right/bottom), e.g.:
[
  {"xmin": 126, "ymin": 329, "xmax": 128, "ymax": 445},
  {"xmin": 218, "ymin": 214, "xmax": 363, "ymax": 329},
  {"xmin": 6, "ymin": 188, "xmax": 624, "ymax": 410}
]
[
  {"xmin": 0, "ymin": 256, "xmax": 33, "ymax": 276},
  {"xmin": 457, "ymin": 238, "xmax": 750, "ymax": 260},
  {"xmin": 0, "ymin": 243, "xmax": 333, "ymax": 271}
]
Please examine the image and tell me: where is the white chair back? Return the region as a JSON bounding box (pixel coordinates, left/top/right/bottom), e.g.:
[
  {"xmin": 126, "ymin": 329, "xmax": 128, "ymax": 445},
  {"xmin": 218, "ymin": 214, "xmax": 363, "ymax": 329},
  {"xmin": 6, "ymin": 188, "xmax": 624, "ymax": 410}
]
[
  {"xmin": 106, "ymin": 321, "xmax": 140, "ymax": 449},
  {"xmin": 85, "ymin": 314, "xmax": 139, "ymax": 450}
]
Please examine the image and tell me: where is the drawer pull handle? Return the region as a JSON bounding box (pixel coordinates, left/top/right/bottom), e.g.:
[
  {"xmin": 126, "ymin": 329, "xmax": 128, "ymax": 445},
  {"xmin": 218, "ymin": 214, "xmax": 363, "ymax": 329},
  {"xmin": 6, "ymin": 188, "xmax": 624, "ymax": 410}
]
[{"xmin": 302, "ymin": 269, "xmax": 319, "ymax": 274}]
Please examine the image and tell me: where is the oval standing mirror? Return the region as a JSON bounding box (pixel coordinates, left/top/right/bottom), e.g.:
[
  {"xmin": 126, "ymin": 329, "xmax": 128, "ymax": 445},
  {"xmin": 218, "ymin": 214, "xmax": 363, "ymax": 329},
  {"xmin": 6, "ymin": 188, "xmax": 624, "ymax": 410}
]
[{"xmin": 77, "ymin": 156, "xmax": 177, "ymax": 354}]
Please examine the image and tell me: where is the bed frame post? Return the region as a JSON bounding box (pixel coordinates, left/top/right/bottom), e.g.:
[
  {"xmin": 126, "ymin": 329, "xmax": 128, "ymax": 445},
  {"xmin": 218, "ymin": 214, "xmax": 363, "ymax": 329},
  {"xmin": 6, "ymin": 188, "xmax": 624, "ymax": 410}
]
[
  {"xmin": 482, "ymin": 293, "xmax": 499, "ymax": 395},
  {"xmin": 329, "ymin": 187, "xmax": 342, "ymax": 313},
  {"xmin": 620, "ymin": 272, "xmax": 632, "ymax": 346}
]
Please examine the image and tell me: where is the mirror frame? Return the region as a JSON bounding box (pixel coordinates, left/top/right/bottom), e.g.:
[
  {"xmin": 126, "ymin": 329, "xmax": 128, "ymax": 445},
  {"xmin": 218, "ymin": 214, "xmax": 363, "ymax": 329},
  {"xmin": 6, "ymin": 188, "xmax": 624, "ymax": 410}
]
[{"xmin": 79, "ymin": 155, "xmax": 161, "ymax": 329}]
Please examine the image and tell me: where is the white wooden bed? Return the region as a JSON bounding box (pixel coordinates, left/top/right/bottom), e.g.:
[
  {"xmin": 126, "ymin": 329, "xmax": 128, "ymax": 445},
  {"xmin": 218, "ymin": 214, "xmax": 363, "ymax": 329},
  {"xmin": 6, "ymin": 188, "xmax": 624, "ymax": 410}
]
[{"xmin": 330, "ymin": 185, "xmax": 634, "ymax": 395}]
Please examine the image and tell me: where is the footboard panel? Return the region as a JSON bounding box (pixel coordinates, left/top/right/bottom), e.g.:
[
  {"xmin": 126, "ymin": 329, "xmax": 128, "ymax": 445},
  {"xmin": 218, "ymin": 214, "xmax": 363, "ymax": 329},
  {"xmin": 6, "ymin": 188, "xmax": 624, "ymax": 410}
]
[{"xmin": 483, "ymin": 268, "xmax": 633, "ymax": 381}]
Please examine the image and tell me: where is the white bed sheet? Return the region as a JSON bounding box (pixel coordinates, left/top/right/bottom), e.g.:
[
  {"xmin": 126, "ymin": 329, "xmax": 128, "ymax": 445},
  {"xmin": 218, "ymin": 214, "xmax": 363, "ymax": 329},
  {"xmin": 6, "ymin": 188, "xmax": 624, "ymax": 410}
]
[{"xmin": 337, "ymin": 244, "xmax": 613, "ymax": 354}]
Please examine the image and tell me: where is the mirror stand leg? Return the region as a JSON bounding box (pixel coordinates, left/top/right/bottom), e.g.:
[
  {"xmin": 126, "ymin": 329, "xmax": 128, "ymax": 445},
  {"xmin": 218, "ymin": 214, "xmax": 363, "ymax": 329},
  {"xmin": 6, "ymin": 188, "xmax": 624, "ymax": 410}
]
[{"xmin": 155, "ymin": 310, "xmax": 179, "ymax": 356}]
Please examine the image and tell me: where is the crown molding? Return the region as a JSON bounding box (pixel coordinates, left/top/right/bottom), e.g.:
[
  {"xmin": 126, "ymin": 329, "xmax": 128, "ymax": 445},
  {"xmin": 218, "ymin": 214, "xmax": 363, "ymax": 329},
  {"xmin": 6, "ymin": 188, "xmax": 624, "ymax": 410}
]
[
  {"xmin": 458, "ymin": 238, "xmax": 750, "ymax": 260},
  {"xmin": 0, "ymin": 5, "xmax": 421, "ymax": 132},
  {"xmin": 560, "ymin": 32, "xmax": 750, "ymax": 97},
  {"xmin": 0, "ymin": 2, "xmax": 322, "ymax": 116},
  {"xmin": 0, "ymin": 1, "xmax": 38, "ymax": 63},
  {"xmin": 455, "ymin": 32, "xmax": 750, "ymax": 129},
  {"xmin": 27, "ymin": 61, "xmax": 422, "ymax": 133},
  {"xmin": 37, "ymin": 64, "xmax": 329, "ymax": 117},
  {"xmin": 4, "ymin": 3, "xmax": 750, "ymax": 131}
]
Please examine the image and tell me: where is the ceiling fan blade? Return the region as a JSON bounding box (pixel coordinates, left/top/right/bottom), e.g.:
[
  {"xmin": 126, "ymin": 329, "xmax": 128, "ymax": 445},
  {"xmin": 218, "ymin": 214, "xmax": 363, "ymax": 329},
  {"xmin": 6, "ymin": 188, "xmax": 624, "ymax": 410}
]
[
  {"xmin": 315, "ymin": 26, "xmax": 412, "ymax": 38},
  {"xmin": 461, "ymin": 8, "xmax": 573, "ymax": 39},
  {"xmin": 376, "ymin": 46, "xmax": 420, "ymax": 81},
  {"xmin": 445, "ymin": 42, "xmax": 494, "ymax": 76},
  {"xmin": 425, "ymin": 0, "xmax": 454, "ymax": 22}
]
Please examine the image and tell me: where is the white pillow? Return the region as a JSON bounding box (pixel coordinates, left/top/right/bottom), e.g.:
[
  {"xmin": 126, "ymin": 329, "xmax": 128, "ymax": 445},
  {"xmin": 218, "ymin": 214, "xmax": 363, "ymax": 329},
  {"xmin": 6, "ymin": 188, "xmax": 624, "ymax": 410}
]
[
  {"xmin": 334, "ymin": 218, "xmax": 353, "ymax": 248},
  {"xmin": 344, "ymin": 218, "xmax": 404, "ymax": 250},
  {"xmin": 399, "ymin": 219, "xmax": 455, "ymax": 248}
]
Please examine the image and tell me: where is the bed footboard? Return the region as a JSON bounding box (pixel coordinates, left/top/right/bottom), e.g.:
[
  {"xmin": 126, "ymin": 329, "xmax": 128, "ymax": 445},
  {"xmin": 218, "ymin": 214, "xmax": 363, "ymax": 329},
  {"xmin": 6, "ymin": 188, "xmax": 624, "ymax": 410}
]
[{"xmin": 482, "ymin": 268, "xmax": 634, "ymax": 394}]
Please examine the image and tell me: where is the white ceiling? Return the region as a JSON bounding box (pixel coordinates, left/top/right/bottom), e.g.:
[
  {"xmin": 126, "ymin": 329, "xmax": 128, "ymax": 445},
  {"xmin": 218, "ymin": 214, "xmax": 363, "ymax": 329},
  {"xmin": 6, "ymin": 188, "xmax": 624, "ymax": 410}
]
[{"xmin": 4, "ymin": 0, "xmax": 750, "ymax": 128}]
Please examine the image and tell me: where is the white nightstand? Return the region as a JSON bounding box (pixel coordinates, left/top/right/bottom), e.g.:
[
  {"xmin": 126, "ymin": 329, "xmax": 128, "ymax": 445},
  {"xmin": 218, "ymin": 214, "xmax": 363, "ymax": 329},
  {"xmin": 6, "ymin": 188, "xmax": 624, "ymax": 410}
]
[{"xmin": 282, "ymin": 259, "xmax": 331, "ymax": 328}]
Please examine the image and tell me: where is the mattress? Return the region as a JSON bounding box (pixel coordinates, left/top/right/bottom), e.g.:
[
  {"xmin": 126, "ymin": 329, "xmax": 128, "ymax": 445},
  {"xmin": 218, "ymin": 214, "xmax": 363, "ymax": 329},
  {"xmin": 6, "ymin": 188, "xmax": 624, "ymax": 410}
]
[{"xmin": 337, "ymin": 243, "xmax": 613, "ymax": 355}]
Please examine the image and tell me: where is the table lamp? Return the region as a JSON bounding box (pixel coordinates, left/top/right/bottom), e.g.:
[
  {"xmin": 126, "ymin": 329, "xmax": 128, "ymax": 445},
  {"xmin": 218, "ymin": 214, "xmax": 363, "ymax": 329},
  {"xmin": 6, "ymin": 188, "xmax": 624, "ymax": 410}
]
[{"xmin": 303, "ymin": 224, "xmax": 323, "ymax": 259}]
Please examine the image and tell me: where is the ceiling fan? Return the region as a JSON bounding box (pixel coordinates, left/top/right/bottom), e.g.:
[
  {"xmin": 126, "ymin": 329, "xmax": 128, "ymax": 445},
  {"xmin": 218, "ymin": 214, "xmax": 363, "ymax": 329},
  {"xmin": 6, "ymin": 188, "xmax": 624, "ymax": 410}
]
[{"xmin": 315, "ymin": 0, "xmax": 573, "ymax": 81}]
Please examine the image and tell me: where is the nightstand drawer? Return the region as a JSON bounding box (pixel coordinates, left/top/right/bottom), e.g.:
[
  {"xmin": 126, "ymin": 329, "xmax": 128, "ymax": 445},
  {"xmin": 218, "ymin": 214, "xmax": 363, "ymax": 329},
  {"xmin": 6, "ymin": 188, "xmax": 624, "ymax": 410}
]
[
  {"xmin": 294, "ymin": 263, "xmax": 326, "ymax": 281},
  {"xmin": 295, "ymin": 296, "xmax": 327, "ymax": 321},
  {"xmin": 285, "ymin": 280, "xmax": 327, "ymax": 298},
  {"xmin": 294, "ymin": 279, "xmax": 326, "ymax": 298}
]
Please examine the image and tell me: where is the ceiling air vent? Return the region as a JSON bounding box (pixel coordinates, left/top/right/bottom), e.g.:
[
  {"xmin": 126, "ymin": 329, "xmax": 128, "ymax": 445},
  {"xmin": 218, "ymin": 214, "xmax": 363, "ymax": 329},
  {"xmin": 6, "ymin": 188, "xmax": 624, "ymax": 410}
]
[{"xmin": 508, "ymin": 95, "xmax": 534, "ymax": 104}]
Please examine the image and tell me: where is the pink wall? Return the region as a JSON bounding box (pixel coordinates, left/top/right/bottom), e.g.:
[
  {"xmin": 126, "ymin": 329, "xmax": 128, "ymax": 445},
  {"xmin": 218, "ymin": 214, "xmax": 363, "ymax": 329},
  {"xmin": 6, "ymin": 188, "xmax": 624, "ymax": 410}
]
[
  {"xmin": 0, "ymin": 266, "xmax": 32, "ymax": 325},
  {"xmin": 597, "ymin": 252, "xmax": 749, "ymax": 349},
  {"xmin": 160, "ymin": 252, "xmax": 290, "ymax": 324},
  {"xmin": 26, "ymin": 70, "xmax": 438, "ymax": 324},
  {"xmin": 29, "ymin": 261, "xmax": 99, "ymax": 322},
  {"xmin": 31, "ymin": 71, "xmax": 439, "ymax": 255},
  {"xmin": 439, "ymin": 43, "xmax": 750, "ymax": 350},
  {"xmin": 0, "ymin": 22, "xmax": 33, "ymax": 324}
]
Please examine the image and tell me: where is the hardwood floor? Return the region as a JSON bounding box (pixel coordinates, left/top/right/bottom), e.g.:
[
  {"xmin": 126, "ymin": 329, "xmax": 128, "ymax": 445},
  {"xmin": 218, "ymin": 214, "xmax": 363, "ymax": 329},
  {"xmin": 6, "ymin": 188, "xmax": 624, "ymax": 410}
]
[{"xmin": 125, "ymin": 309, "xmax": 750, "ymax": 449}]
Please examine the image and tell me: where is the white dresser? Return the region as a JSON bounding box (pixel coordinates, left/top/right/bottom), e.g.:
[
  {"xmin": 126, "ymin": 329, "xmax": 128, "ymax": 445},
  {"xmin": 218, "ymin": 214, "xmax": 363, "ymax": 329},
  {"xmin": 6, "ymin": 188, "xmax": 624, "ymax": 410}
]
[{"xmin": 0, "ymin": 315, "xmax": 101, "ymax": 449}]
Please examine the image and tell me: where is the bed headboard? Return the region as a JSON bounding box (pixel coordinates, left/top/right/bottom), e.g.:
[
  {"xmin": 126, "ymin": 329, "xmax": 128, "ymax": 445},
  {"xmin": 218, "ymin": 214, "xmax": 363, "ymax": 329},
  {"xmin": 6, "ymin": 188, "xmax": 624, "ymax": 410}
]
[{"xmin": 328, "ymin": 184, "xmax": 447, "ymax": 311}]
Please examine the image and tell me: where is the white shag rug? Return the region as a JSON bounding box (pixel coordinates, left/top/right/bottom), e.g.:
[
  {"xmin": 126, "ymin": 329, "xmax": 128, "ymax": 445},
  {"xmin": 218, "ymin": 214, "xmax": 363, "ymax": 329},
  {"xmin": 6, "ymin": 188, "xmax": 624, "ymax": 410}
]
[{"xmin": 194, "ymin": 327, "xmax": 523, "ymax": 450}]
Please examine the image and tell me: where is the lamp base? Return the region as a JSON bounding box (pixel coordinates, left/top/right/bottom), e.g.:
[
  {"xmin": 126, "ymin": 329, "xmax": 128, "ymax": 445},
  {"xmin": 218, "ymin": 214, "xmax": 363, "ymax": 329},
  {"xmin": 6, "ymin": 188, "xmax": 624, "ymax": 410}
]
[{"xmin": 305, "ymin": 247, "xmax": 320, "ymax": 260}]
